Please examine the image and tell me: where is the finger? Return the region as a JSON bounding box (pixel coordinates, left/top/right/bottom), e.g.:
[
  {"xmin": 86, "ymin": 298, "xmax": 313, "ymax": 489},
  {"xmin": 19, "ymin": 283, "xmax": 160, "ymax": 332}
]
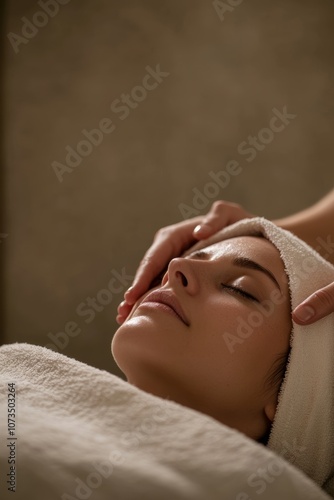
[
  {"xmin": 116, "ymin": 304, "xmax": 133, "ymax": 323},
  {"xmin": 124, "ymin": 239, "xmax": 184, "ymax": 304},
  {"xmin": 117, "ymin": 300, "xmax": 132, "ymax": 316},
  {"xmin": 193, "ymin": 223, "xmax": 216, "ymax": 239},
  {"xmin": 124, "ymin": 241, "xmax": 174, "ymax": 304},
  {"xmin": 193, "ymin": 202, "xmax": 230, "ymax": 239},
  {"xmin": 192, "ymin": 201, "xmax": 251, "ymax": 240},
  {"xmin": 116, "ymin": 314, "xmax": 126, "ymax": 325},
  {"xmin": 116, "ymin": 301, "xmax": 133, "ymax": 323},
  {"xmin": 292, "ymin": 281, "xmax": 334, "ymax": 324},
  {"xmin": 125, "ymin": 221, "xmax": 202, "ymax": 304}
]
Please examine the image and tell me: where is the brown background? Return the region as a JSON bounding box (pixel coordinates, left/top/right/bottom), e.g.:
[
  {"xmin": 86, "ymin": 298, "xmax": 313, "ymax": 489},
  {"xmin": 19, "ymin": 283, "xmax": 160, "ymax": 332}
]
[{"xmin": 3, "ymin": 0, "xmax": 334, "ymax": 376}]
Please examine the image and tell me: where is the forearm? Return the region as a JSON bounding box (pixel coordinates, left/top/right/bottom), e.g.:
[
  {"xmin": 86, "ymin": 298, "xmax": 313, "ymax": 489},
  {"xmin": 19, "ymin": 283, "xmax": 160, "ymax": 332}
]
[{"xmin": 273, "ymin": 188, "xmax": 334, "ymax": 265}]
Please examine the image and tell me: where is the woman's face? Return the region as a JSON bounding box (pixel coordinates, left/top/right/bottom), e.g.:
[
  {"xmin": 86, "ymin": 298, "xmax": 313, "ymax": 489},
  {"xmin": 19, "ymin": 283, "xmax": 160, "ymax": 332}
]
[{"xmin": 112, "ymin": 236, "xmax": 291, "ymax": 440}]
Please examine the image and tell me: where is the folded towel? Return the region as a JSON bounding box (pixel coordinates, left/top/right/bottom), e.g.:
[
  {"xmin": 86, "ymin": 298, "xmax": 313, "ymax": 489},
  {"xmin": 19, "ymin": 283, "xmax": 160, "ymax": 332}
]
[
  {"xmin": 189, "ymin": 217, "xmax": 334, "ymax": 495},
  {"xmin": 0, "ymin": 342, "xmax": 331, "ymax": 499}
]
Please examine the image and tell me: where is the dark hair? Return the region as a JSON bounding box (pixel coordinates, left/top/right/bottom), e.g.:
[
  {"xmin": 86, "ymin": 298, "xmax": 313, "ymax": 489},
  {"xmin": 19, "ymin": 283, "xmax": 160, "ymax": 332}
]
[{"xmin": 265, "ymin": 349, "xmax": 291, "ymax": 394}]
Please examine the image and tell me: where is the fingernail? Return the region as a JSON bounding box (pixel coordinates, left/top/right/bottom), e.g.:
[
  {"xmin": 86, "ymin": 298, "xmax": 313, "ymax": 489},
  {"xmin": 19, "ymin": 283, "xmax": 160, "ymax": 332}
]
[
  {"xmin": 293, "ymin": 305, "xmax": 315, "ymax": 322},
  {"xmin": 194, "ymin": 224, "xmax": 210, "ymax": 236}
]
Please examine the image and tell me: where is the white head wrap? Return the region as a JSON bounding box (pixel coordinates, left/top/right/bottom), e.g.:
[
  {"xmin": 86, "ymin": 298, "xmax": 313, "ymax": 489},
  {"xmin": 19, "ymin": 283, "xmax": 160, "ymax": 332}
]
[{"xmin": 189, "ymin": 217, "xmax": 334, "ymax": 495}]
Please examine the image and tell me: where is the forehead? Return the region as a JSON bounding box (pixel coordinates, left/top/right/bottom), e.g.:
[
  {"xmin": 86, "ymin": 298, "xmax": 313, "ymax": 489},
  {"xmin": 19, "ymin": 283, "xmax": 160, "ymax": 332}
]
[
  {"xmin": 201, "ymin": 235, "xmax": 283, "ymax": 268},
  {"xmin": 205, "ymin": 235, "xmax": 279, "ymax": 255}
]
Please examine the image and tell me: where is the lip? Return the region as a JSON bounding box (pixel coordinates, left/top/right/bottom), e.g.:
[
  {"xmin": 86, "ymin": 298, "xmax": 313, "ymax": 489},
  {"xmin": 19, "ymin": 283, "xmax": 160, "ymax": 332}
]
[{"xmin": 140, "ymin": 289, "xmax": 190, "ymax": 326}]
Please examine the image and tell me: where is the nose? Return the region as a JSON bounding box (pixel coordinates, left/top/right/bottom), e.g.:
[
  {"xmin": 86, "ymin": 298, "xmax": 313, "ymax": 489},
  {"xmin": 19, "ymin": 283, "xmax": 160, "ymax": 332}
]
[{"xmin": 161, "ymin": 258, "xmax": 199, "ymax": 295}]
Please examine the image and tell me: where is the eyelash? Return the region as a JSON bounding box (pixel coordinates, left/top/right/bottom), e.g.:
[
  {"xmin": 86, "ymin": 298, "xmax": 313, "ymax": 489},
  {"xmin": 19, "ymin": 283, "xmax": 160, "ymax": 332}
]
[{"xmin": 221, "ymin": 284, "xmax": 259, "ymax": 303}]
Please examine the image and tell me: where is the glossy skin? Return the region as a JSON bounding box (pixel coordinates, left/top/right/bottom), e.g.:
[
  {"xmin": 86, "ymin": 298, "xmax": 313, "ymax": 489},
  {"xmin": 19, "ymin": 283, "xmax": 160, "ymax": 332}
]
[
  {"xmin": 112, "ymin": 236, "xmax": 291, "ymax": 441},
  {"xmin": 118, "ymin": 196, "xmax": 334, "ymax": 326},
  {"xmin": 118, "ymin": 201, "xmax": 252, "ymax": 323}
]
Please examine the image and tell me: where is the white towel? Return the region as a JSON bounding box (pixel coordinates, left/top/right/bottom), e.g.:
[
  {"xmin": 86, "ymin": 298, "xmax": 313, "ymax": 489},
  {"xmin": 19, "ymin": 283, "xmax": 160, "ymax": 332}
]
[
  {"xmin": 189, "ymin": 217, "xmax": 334, "ymax": 495},
  {"xmin": 0, "ymin": 342, "xmax": 331, "ymax": 499}
]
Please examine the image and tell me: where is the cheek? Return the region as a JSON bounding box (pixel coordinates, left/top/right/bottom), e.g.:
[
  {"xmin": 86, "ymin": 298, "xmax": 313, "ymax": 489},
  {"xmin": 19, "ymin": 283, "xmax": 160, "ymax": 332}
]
[
  {"xmin": 226, "ymin": 306, "xmax": 291, "ymax": 378},
  {"xmin": 200, "ymin": 301, "xmax": 290, "ymax": 367},
  {"xmin": 197, "ymin": 300, "xmax": 257, "ymax": 343},
  {"xmin": 189, "ymin": 302, "xmax": 249, "ymax": 361}
]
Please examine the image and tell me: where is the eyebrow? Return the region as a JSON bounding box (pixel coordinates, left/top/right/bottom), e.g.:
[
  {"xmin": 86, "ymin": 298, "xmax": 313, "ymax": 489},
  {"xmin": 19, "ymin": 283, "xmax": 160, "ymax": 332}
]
[{"xmin": 188, "ymin": 250, "xmax": 282, "ymax": 292}]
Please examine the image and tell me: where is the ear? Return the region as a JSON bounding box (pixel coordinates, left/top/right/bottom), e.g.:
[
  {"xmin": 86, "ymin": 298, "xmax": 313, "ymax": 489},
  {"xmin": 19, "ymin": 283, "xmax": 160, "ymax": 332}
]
[{"xmin": 264, "ymin": 400, "xmax": 277, "ymax": 423}]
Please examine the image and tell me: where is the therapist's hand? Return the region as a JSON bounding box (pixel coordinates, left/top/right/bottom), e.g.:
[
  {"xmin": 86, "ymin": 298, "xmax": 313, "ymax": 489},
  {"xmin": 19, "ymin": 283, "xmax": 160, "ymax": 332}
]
[
  {"xmin": 292, "ymin": 281, "xmax": 334, "ymax": 324},
  {"xmin": 116, "ymin": 201, "xmax": 253, "ymax": 324}
]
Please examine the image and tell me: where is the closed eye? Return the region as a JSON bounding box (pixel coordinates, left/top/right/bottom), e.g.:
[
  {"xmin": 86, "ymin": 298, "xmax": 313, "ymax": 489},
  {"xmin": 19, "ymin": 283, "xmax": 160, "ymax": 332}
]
[{"xmin": 221, "ymin": 284, "xmax": 259, "ymax": 303}]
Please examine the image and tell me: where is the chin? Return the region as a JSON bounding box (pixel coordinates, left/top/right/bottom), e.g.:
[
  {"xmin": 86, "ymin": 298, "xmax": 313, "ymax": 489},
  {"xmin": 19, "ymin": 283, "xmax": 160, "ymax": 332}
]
[
  {"xmin": 111, "ymin": 318, "xmax": 154, "ymax": 378},
  {"xmin": 111, "ymin": 326, "xmax": 126, "ymax": 373}
]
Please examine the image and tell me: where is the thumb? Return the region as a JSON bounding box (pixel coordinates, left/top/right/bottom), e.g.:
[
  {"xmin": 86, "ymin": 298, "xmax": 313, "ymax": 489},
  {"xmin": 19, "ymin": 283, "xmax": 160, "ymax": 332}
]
[{"xmin": 292, "ymin": 281, "xmax": 334, "ymax": 324}]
